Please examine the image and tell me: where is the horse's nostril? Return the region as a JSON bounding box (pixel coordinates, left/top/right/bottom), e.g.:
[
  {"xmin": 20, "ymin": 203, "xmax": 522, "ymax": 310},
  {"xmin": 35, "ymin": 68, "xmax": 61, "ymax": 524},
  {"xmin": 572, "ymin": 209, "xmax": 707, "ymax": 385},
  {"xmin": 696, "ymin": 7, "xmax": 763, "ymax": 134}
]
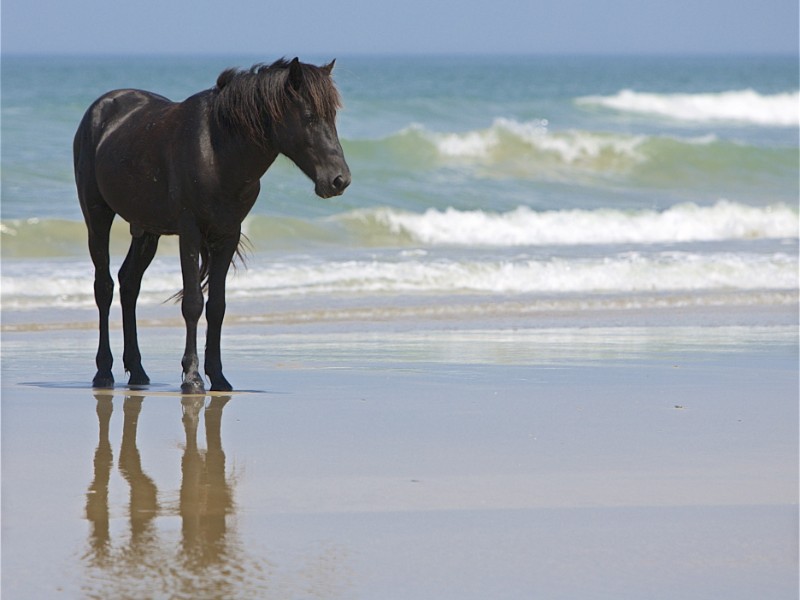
[{"xmin": 333, "ymin": 174, "xmax": 350, "ymax": 191}]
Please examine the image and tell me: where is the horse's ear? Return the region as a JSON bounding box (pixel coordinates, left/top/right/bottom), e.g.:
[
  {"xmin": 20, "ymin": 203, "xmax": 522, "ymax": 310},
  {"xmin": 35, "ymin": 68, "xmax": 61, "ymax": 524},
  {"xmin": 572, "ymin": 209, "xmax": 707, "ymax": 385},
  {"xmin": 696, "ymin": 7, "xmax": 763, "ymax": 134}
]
[
  {"xmin": 322, "ymin": 59, "xmax": 336, "ymax": 76},
  {"xmin": 288, "ymin": 57, "xmax": 303, "ymax": 90}
]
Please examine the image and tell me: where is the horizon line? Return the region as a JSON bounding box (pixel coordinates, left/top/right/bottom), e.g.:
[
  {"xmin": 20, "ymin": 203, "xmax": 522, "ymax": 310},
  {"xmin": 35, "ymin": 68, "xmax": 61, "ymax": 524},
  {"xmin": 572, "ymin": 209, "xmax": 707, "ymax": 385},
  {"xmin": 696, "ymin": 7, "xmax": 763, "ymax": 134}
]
[{"xmin": 3, "ymin": 49, "xmax": 798, "ymax": 60}]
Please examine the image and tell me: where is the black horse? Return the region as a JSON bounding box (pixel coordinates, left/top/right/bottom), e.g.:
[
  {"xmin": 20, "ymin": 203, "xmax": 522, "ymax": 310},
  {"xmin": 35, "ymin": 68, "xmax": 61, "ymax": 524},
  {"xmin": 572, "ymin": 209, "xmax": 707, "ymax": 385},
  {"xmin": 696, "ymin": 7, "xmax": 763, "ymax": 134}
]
[{"xmin": 74, "ymin": 58, "xmax": 350, "ymax": 393}]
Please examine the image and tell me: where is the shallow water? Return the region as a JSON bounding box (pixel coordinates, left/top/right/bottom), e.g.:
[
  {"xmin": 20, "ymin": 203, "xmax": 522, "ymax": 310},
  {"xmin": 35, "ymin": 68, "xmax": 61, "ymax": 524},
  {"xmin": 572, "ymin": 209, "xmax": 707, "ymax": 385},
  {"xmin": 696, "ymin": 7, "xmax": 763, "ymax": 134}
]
[{"xmin": 2, "ymin": 323, "xmax": 798, "ymax": 599}]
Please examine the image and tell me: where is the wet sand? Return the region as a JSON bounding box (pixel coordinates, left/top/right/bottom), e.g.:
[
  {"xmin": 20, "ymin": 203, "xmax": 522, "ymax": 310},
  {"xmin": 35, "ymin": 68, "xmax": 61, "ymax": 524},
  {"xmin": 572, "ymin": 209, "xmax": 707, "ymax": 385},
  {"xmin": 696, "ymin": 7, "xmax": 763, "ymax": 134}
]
[{"xmin": 1, "ymin": 316, "xmax": 798, "ymax": 599}]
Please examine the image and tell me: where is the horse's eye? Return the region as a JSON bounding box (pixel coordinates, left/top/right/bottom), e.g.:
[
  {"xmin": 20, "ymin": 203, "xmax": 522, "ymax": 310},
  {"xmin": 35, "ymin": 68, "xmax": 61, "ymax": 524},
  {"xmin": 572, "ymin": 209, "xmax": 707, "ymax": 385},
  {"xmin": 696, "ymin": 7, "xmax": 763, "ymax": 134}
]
[{"xmin": 303, "ymin": 111, "xmax": 318, "ymax": 124}]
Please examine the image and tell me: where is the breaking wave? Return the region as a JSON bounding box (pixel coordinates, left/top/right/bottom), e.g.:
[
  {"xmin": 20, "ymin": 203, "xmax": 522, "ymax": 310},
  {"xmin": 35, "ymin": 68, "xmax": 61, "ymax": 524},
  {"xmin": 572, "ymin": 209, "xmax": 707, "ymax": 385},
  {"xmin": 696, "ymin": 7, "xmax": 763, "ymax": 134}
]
[
  {"xmin": 336, "ymin": 201, "xmax": 799, "ymax": 247},
  {"xmin": 2, "ymin": 201, "xmax": 796, "ymax": 259},
  {"xmin": 577, "ymin": 89, "xmax": 800, "ymax": 126}
]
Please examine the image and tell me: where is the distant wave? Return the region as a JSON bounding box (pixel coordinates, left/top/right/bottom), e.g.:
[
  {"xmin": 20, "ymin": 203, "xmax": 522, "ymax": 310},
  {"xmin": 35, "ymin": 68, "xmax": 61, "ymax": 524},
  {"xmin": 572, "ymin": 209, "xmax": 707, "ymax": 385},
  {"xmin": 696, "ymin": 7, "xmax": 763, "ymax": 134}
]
[
  {"xmin": 336, "ymin": 201, "xmax": 799, "ymax": 247},
  {"xmin": 418, "ymin": 118, "xmax": 647, "ymax": 164},
  {"xmin": 577, "ymin": 89, "xmax": 800, "ymax": 126},
  {"xmin": 345, "ymin": 120, "xmax": 797, "ymax": 186},
  {"xmin": 375, "ymin": 120, "xmax": 650, "ymax": 174}
]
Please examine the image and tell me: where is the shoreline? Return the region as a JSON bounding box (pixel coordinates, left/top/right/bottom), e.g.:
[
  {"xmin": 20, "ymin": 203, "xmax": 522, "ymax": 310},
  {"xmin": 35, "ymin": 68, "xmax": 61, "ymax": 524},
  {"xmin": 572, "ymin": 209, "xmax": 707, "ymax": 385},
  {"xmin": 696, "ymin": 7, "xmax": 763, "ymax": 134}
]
[{"xmin": 2, "ymin": 288, "xmax": 797, "ymax": 333}]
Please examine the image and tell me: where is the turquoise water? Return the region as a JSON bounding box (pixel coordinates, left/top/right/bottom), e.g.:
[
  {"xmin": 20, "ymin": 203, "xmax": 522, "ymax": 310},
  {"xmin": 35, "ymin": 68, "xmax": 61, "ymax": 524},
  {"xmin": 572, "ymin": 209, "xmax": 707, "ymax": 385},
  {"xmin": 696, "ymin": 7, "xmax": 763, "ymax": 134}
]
[{"xmin": 1, "ymin": 55, "xmax": 798, "ymax": 315}]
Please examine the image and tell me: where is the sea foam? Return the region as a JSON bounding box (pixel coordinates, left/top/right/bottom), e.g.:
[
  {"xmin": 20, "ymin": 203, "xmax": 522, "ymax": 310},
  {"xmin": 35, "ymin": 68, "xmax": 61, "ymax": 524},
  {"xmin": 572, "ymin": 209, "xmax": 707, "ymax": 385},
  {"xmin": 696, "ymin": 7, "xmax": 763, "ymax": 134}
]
[
  {"xmin": 2, "ymin": 250, "xmax": 796, "ymax": 310},
  {"xmin": 577, "ymin": 89, "xmax": 800, "ymax": 126},
  {"xmin": 345, "ymin": 201, "xmax": 799, "ymax": 247}
]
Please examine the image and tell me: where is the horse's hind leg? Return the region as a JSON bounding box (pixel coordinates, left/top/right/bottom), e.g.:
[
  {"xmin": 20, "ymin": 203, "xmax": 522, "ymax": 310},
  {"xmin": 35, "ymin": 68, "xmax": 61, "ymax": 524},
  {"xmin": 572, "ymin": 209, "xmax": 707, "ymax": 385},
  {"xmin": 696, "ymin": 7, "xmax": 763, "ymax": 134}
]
[
  {"xmin": 119, "ymin": 229, "xmax": 160, "ymax": 386},
  {"xmin": 83, "ymin": 202, "xmax": 116, "ymax": 388}
]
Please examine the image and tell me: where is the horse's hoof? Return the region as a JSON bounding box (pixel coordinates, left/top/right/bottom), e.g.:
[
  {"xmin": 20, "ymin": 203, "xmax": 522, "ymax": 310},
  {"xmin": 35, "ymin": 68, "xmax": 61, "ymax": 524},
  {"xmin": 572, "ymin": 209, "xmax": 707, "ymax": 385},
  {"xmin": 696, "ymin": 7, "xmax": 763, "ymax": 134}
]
[
  {"xmin": 127, "ymin": 370, "xmax": 151, "ymax": 387},
  {"xmin": 92, "ymin": 372, "xmax": 114, "ymax": 389},
  {"xmin": 181, "ymin": 384, "xmax": 205, "ymax": 395},
  {"xmin": 181, "ymin": 376, "xmax": 205, "ymax": 395},
  {"xmin": 211, "ymin": 380, "xmax": 233, "ymax": 392},
  {"xmin": 210, "ymin": 376, "xmax": 233, "ymax": 392}
]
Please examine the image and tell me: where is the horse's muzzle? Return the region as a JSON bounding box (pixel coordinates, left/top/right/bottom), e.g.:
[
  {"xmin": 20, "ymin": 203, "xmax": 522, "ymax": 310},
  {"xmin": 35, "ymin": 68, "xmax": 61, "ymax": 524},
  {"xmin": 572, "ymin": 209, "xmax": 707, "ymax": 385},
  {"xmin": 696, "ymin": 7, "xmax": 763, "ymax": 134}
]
[{"xmin": 316, "ymin": 171, "xmax": 351, "ymax": 198}]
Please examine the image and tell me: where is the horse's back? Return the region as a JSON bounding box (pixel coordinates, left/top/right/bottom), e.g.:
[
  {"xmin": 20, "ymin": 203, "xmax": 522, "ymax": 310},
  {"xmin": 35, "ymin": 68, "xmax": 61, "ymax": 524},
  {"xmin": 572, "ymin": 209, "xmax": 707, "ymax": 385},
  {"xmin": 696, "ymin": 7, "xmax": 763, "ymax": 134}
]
[{"xmin": 75, "ymin": 89, "xmax": 173, "ymax": 155}]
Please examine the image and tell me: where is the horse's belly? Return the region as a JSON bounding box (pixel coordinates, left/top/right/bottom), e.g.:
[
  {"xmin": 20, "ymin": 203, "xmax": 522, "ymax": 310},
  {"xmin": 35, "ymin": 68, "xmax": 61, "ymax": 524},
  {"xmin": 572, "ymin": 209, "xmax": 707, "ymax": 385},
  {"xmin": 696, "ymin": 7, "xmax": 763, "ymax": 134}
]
[
  {"xmin": 97, "ymin": 174, "xmax": 180, "ymax": 234},
  {"xmin": 93, "ymin": 144, "xmax": 180, "ymax": 234}
]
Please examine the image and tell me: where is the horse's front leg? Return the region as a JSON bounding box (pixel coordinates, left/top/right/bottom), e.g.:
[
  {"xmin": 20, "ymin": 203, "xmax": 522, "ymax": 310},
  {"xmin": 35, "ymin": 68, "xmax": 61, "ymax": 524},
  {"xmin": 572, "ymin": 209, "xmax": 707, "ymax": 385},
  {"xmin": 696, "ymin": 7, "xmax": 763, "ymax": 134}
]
[
  {"xmin": 179, "ymin": 219, "xmax": 205, "ymax": 394},
  {"xmin": 204, "ymin": 232, "xmax": 240, "ymax": 391}
]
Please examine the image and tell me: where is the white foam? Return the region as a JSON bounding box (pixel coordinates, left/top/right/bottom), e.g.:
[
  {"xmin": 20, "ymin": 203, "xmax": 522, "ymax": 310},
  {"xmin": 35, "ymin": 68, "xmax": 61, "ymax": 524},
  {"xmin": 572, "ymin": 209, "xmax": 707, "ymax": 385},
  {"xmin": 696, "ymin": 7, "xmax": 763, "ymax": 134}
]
[
  {"xmin": 225, "ymin": 252, "xmax": 797, "ymax": 297},
  {"xmin": 578, "ymin": 89, "xmax": 800, "ymax": 126},
  {"xmin": 3, "ymin": 201, "xmax": 796, "ymax": 310},
  {"xmin": 362, "ymin": 201, "xmax": 799, "ymax": 246},
  {"xmin": 2, "ymin": 250, "xmax": 796, "ymax": 310}
]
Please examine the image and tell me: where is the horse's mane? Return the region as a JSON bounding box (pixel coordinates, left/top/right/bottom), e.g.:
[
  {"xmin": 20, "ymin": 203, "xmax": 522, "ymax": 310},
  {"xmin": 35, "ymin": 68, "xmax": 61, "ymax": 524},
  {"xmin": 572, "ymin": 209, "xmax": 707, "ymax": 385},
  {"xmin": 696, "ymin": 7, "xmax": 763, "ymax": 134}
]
[{"xmin": 212, "ymin": 58, "xmax": 341, "ymax": 144}]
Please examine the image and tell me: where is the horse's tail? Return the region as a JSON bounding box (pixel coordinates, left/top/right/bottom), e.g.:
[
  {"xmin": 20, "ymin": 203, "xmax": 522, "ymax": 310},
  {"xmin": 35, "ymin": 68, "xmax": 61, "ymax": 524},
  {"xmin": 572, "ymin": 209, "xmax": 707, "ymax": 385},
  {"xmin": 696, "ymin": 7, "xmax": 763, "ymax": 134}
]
[
  {"xmin": 167, "ymin": 235, "xmax": 249, "ymax": 303},
  {"xmin": 197, "ymin": 242, "xmax": 212, "ymax": 296},
  {"xmin": 166, "ymin": 242, "xmax": 210, "ymax": 304}
]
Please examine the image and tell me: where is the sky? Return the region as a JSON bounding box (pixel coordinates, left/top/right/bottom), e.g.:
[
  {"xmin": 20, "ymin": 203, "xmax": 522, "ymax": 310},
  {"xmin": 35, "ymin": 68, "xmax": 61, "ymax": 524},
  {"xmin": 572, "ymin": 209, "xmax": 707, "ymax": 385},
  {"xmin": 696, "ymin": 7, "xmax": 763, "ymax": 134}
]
[{"xmin": 2, "ymin": 0, "xmax": 798, "ymax": 56}]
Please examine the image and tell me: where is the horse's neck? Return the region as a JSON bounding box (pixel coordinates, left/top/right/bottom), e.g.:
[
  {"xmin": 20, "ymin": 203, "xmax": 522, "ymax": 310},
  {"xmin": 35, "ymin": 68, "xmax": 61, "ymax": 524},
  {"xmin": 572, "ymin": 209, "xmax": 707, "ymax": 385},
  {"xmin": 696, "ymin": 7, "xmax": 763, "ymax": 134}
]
[
  {"xmin": 201, "ymin": 92, "xmax": 278, "ymax": 181},
  {"xmin": 210, "ymin": 125, "xmax": 279, "ymax": 182}
]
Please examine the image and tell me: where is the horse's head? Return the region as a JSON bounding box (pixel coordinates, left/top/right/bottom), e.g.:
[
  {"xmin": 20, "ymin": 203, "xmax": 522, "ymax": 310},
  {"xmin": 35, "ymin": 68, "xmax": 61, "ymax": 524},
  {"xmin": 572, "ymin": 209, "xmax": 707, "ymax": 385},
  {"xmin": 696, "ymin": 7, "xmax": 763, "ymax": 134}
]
[
  {"xmin": 272, "ymin": 58, "xmax": 351, "ymax": 199},
  {"xmin": 214, "ymin": 58, "xmax": 351, "ymax": 198}
]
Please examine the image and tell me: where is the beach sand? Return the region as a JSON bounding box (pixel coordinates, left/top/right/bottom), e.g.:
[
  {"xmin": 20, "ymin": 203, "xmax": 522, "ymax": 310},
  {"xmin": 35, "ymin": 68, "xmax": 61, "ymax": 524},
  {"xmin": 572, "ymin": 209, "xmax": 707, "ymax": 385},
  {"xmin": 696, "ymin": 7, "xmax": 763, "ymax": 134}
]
[{"xmin": 1, "ymin": 303, "xmax": 798, "ymax": 599}]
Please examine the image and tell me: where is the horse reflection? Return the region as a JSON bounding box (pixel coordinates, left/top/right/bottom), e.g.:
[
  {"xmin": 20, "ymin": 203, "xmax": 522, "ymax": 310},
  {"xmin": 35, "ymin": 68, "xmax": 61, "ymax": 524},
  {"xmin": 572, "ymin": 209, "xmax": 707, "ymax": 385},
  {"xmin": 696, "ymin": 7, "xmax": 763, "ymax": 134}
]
[
  {"xmin": 179, "ymin": 395, "xmax": 233, "ymax": 568},
  {"xmin": 84, "ymin": 393, "xmax": 235, "ymax": 591},
  {"xmin": 120, "ymin": 397, "xmax": 160, "ymax": 549},
  {"xmin": 85, "ymin": 396, "xmax": 113, "ymax": 561}
]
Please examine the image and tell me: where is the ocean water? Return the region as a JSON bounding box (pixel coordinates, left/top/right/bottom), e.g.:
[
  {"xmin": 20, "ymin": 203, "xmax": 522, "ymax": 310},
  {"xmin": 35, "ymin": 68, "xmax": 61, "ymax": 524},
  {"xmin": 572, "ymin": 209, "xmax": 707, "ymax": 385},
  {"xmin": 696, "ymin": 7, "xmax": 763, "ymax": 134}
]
[{"xmin": 1, "ymin": 55, "xmax": 798, "ymax": 323}]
